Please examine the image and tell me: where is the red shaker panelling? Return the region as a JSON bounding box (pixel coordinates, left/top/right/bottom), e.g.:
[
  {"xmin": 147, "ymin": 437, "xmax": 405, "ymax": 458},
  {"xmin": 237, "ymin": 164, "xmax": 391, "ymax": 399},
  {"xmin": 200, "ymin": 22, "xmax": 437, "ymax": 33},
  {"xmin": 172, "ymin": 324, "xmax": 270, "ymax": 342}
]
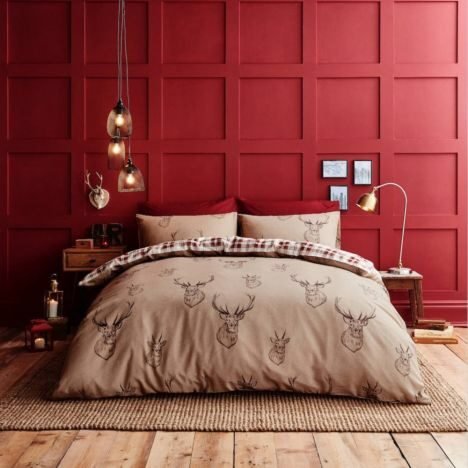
[{"xmin": 0, "ymin": 0, "xmax": 466, "ymax": 325}]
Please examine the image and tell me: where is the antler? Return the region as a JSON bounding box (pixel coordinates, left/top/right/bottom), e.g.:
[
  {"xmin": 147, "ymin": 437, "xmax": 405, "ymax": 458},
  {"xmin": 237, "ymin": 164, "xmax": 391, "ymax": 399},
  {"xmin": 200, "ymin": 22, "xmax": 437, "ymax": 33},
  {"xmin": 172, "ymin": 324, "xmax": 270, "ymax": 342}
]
[
  {"xmin": 298, "ymin": 215, "xmax": 312, "ymax": 225},
  {"xmin": 95, "ymin": 172, "xmax": 103, "ymax": 189},
  {"xmin": 84, "ymin": 171, "xmax": 103, "ymax": 193},
  {"xmin": 174, "ymin": 277, "xmax": 190, "ymax": 289},
  {"xmin": 290, "ymin": 274, "xmax": 310, "ymax": 288},
  {"xmin": 113, "ymin": 301, "xmax": 134, "ymax": 327},
  {"xmin": 316, "ymin": 214, "xmax": 330, "ymax": 225},
  {"xmin": 358, "ymin": 305, "xmax": 376, "ymax": 324},
  {"xmin": 196, "ymin": 275, "xmax": 214, "ymax": 287},
  {"xmin": 212, "ymin": 294, "xmax": 229, "ymax": 315},
  {"xmin": 335, "ymin": 297, "xmax": 354, "ymax": 320},
  {"xmin": 234, "ymin": 294, "xmax": 255, "ymax": 317},
  {"xmin": 92, "ymin": 311, "xmax": 107, "ymax": 327}
]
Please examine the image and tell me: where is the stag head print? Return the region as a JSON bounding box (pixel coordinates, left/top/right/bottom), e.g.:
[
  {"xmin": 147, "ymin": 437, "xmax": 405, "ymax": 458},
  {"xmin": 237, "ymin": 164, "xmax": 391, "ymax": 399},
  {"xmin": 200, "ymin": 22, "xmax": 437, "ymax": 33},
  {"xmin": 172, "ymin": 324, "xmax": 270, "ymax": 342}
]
[
  {"xmin": 158, "ymin": 216, "xmax": 172, "ymax": 228},
  {"xmin": 84, "ymin": 171, "xmax": 110, "ymax": 210},
  {"xmin": 213, "ymin": 294, "xmax": 255, "ymax": 348},
  {"xmin": 335, "ymin": 298, "xmax": 376, "ymax": 353},
  {"xmin": 127, "ymin": 283, "xmax": 144, "ymax": 296},
  {"xmin": 243, "ymin": 274, "xmax": 262, "ymax": 289},
  {"xmin": 237, "ymin": 375, "xmax": 257, "ymax": 390},
  {"xmin": 92, "ymin": 302, "xmax": 134, "ymax": 360},
  {"xmin": 221, "ymin": 260, "xmax": 248, "ymax": 269},
  {"xmin": 145, "ymin": 334, "xmax": 167, "ymax": 368},
  {"xmin": 272, "ymin": 263, "xmax": 288, "ymax": 272},
  {"xmin": 299, "ymin": 215, "xmax": 329, "ymax": 243},
  {"xmin": 290, "ymin": 274, "xmax": 331, "ymax": 308},
  {"xmin": 174, "ymin": 275, "xmax": 214, "ymax": 308},
  {"xmin": 268, "ymin": 330, "xmax": 290, "ymax": 366},
  {"xmin": 395, "ymin": 344, "xmax": 413, "ymax": 377},
  {"xmin": 361, "ymin": 380, "xmax": 382, "ymax": 400},
  {"xmin": 158, "ymin": 268, "xmax": 177, "ymax": 277}
]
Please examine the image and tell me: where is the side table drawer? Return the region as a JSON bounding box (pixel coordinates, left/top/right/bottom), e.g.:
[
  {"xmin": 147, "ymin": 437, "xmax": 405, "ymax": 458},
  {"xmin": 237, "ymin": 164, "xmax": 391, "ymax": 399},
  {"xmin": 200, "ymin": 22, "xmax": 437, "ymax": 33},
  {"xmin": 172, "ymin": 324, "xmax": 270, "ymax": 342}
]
[{"xmin": 63, "ymin": 248, "xmax": 125, "ymax": 272}]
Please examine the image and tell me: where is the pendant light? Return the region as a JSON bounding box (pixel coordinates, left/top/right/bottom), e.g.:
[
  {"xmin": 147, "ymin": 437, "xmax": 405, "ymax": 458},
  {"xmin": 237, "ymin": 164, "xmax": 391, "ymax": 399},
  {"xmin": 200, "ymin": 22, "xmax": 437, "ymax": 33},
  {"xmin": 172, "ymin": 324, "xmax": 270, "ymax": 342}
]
[
  {"xmin": 107, "ymin": 0, "xmax": 132, "ymax": 140},
  {"xmin": 107, "ymin": 129, "xmax": 126, "ymax": 170},
  {"xmin": 107, "ymin": 0, "xmax": 145, "ymax": 192},
  {"xmin": 118, "ymin": 158, "xmax": 145, "ymax": 192}
]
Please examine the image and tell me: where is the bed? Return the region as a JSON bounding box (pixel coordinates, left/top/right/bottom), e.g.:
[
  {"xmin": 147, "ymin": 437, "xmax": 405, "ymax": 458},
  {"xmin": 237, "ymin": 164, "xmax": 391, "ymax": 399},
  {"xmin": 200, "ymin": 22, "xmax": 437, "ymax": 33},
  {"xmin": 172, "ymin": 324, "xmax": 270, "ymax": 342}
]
[{"xmin": 53, "ymin": 233, "xmax": 429, "ymax": 404}]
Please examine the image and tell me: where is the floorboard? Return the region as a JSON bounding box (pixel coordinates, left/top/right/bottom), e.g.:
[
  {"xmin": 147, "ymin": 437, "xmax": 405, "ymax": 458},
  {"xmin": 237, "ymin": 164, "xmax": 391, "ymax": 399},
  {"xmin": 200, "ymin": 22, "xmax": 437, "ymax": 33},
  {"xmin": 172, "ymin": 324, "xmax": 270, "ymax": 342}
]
[
  {"xmin": 392, "ymin": 434, "xmax": 454, "ymax": 468},
  {"xmin": 432, "ymin": 432, "xmax": 468, "ymax": 468},
  {"xmin": 145, "ymin": 431, "xmax": 194, "ymax": 468},
  {"xmin": 0, "ymin": 328, "xmax": 466, "ymax": 467}
]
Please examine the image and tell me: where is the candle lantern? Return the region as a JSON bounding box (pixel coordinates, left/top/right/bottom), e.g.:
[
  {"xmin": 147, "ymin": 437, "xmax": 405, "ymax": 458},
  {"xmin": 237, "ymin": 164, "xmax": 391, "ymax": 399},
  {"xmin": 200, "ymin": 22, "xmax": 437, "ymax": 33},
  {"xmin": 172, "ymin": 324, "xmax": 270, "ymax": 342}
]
[
  {"xmin": 43, "ymin": 273, "xmax": 64, "ymax": 319},
  {"xmin": 24, "ymin": 319, "xmax": 54, "ymax": 352}
]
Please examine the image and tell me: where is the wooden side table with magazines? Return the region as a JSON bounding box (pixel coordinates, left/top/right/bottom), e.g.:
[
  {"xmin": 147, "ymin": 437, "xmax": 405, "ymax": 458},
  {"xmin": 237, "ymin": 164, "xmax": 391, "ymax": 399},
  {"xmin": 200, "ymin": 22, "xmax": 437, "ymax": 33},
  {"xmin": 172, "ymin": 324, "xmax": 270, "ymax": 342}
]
[{"xmin": 380, "ymin": 271, "xmax": 424, "ymax": 326}]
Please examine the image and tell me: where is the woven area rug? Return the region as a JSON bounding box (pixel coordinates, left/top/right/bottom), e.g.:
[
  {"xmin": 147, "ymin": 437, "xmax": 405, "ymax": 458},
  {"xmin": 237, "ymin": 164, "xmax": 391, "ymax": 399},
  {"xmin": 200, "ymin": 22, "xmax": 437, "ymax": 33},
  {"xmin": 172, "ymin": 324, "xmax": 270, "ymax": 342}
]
[{"xmin": 0, "ymin": 353, "xmax": 466, "ymax": 432}]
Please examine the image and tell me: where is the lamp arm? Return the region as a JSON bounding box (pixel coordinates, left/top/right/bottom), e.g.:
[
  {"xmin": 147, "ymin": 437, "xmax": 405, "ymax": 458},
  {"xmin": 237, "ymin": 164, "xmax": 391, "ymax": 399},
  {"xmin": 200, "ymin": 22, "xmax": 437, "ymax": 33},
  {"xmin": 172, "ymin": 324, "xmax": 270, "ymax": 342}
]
[{"xmin": 373, "ymin": 182, "xmax": 408, "ymax": 269}]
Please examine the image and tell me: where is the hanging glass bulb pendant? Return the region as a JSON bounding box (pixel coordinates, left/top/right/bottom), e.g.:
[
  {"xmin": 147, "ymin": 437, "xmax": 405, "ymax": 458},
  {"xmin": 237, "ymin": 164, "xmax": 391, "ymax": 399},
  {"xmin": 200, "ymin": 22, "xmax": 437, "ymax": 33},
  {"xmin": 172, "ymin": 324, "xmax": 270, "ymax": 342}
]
[
  {"xmin": 107, "ymin": 98, "xmax": 133, "ymax": 138},
  {"xmin": 107, "ymin": 130, "xmax": 126, "ymax": 170},
  {"xmin": 118, "ymin": 158, "xmax": 145, "ymax": 192}
]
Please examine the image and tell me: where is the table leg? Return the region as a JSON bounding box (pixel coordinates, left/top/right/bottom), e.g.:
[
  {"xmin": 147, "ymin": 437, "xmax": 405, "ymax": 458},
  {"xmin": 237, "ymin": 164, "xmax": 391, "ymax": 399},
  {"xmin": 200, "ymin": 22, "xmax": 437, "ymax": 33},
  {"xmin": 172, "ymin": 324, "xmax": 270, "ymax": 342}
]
[
  {"xmin": 414, "ymin": 280, "xmax": 424, "ymax": 321},
  {"xmin": 409, "ymin": 288, "xmax": 417, "ymax": 326}
]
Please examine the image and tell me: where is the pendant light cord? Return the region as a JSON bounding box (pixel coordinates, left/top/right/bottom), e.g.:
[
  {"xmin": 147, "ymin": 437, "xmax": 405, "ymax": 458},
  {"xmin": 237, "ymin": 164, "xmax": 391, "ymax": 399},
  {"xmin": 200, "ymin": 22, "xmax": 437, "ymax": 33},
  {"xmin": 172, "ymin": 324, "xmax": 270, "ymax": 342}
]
[{"xmin": 122, "ymin": 0, "xmax": 132, "ymax": 159}]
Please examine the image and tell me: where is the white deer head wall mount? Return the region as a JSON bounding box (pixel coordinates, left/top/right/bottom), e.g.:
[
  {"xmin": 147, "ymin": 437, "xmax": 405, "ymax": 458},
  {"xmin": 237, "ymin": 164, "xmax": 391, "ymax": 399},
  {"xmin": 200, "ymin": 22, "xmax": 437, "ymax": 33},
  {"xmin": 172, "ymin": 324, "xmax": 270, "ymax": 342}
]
[{"xmin": 85, "ymin": 171, "xmax": 110, "ymax": 210}]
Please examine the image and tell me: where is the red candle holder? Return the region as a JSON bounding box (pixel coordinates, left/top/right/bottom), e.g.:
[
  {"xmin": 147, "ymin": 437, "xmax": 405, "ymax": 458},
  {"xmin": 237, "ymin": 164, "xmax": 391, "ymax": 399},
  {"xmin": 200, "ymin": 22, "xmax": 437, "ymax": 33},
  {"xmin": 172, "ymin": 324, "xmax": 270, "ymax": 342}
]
[{"xmin": 25, "ymin": 319, "xmax": 54, "ymax": 352}]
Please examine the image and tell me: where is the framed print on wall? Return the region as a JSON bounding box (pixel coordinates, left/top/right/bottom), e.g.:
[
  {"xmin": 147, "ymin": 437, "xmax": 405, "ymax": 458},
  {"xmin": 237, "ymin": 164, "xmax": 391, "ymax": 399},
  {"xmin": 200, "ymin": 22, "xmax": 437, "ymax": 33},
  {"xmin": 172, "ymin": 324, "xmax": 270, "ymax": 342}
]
[
  {"xmin": 322, "ymin": 160, "xmax": 347, "ymax": 178},
  {"xmin": 353, "ymin": 160, "xmax": 372, "ymax": 185},
  {"xmin": 330, "ymin": 185, "xmax": 348, "ymax": 211}
]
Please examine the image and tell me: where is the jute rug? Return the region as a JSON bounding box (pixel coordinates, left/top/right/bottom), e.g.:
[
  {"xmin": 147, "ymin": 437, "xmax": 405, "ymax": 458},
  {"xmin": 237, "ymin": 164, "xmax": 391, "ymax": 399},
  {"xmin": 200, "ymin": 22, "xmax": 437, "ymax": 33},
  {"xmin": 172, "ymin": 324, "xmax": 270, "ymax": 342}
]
[{"xmin": 0, "ymin": 353, "xmax": 466, "ymax": 432}]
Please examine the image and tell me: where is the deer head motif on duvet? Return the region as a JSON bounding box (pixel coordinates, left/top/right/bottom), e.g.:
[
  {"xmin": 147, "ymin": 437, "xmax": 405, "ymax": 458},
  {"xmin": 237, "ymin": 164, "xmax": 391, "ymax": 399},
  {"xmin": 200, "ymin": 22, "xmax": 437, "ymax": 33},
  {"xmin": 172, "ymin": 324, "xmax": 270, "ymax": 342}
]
[
  {"xmin": 298, "ymin": 215, "xmax": 329, "ymax": 243},
  {"xmin": 335, "ymin": 298, "xmax": 376, "ymax": 353},
  {"xmin": 212, "ymin": 294, "xmax": 255, "ymax": 348},
  {"xmin": 268, "ymin": 330, "xmax": 290, "ymax": 366},
  {"xmin": 243, "ymin": 274, "xmax": 262, "ymax": 289},
  {"xmin": 395, "ymin": 344, "xmax": 413, "ymax": 376},
  {"xmin": 237, "ymin": 375, "xmax": 257, "ymax": 390},
  {"xmin": 92, "ymin": 301, "xmax": 134, "ymax": 360},
  {"xmin": 174, "ymin": 275, "xmax": 214, "ymax": 308},
  {"xmin": 290, "ymin": 275, "xmax": 331, "ymax": 308},
  {"xmin": 145, "ymin": 334, "xmax": 167, "ymax": 368}
]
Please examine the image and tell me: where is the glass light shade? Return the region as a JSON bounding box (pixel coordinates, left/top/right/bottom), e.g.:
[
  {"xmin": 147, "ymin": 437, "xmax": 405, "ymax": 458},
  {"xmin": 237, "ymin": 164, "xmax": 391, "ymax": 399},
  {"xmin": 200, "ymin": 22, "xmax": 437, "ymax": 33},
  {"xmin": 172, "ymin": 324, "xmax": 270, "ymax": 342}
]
[
  {"xmin": 118, "ymin": 159, "xmax": 145, "ymax": 192},
  {"xmin": 107, "ymin": 99, "xmax": 133, "ymax": 137},
  {"xmin": 356, "ymin": 190, "xmax": 378, "ymax": 213},
  {"xmin": 108, "ymin": 137, "xmax": 125, "ymax": 170}
]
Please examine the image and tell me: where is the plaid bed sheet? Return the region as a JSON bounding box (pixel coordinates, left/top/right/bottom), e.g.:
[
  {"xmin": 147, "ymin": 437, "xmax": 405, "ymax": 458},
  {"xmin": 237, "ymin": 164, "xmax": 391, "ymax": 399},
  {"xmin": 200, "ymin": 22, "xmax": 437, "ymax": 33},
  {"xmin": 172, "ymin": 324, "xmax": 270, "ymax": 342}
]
[{"xmin": 79, "ymin": 236, "xmax": 382, "ymax": 287}]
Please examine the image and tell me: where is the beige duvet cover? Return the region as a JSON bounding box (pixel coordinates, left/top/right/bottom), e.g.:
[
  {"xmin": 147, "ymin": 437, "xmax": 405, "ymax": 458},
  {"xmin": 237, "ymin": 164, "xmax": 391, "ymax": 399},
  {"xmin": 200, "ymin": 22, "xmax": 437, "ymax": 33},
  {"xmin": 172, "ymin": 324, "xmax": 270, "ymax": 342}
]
[{"xmin": 54, "ymin": 238, "xmax": 429, "ymax": 404}]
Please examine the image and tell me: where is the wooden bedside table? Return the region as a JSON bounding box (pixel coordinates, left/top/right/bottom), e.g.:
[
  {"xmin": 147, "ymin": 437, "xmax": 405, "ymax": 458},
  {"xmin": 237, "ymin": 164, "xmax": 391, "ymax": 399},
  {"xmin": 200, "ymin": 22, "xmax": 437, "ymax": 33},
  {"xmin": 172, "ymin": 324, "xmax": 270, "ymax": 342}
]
[
  {"xmin": 380, "ymin": 271, "xmax": 424, "ymax": 326},
  {"xmin": 63, "ymin": 246, "xmax": 126, "ymax": 272},
  {"xmin": 63, "ymin": 246, "xmax": 126, "ymax": 325}
]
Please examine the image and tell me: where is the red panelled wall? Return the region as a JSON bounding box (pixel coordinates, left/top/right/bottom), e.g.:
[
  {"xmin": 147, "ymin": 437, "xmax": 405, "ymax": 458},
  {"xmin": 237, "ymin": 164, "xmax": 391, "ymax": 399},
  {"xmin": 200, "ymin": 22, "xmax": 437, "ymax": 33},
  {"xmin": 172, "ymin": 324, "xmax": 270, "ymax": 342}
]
[{"xmin": 0, "ymin": 0, "xmax": 466, "ymax": 325}]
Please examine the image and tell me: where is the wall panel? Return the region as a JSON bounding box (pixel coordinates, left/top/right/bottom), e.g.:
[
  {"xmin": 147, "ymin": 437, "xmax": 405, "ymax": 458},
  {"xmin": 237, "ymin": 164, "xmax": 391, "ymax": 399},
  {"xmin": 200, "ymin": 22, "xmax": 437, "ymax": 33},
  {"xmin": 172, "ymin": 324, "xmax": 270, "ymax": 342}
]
[{"xmin": 0, "ymin": 0, "xmax": 466, "ymax": 326}]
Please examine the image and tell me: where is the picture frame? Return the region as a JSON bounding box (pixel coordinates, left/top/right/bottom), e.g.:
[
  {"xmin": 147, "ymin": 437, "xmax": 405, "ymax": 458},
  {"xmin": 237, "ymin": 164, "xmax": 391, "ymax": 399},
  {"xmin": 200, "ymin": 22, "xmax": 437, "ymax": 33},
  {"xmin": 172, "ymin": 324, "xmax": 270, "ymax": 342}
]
[
  {"xmin": 353, "ymin": 160, "xmax": 372, "ymax": 185},
  {"xmin": 322, "ymin": 160, "xmax": 348, "ymax": 179},
  {"xmin": 330, "ymin": 185, "xmax": 348, "ymax": 211}
]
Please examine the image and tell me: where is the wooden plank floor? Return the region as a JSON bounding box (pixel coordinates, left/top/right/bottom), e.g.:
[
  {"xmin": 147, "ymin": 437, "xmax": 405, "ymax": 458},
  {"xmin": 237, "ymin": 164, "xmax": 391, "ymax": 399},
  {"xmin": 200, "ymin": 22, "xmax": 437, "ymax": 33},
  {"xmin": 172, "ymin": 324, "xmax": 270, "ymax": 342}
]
[{"xmin": 0, "ymin": 327, "xmax": 466, "ymax": 468}]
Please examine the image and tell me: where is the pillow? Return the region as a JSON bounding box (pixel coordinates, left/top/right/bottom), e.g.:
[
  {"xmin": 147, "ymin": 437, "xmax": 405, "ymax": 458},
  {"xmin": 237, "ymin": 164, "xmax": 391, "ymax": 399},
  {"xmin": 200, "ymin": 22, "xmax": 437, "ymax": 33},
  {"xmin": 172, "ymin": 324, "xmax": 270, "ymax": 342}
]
[
  {"xmin": 136, "ymin": 212, "xmax": 237, "ymax": 246},
  {"xmin": 238, "ymin": 199, "xmax": 339, "ymax": 215},
  {"xmin": 140, "ymin": 197, "xmax": 238, "ymax": 216},
  {"xmin": 239, "ymin": 212, "xmax": 341, "ymax": 248}
]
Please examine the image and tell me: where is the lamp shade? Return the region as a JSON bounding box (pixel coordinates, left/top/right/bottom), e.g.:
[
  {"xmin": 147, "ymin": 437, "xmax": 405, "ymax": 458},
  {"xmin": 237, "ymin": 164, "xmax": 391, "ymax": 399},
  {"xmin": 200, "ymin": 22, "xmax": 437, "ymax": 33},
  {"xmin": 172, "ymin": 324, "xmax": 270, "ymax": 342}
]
[
  {"xmin": 118, "ymin": 159, "xmax": 145, "ymax": 192},
  {"xmin": 107, "ymin": 99, "xmax": 133, "ymax": 138},
  {"xmin": 356, "ymin": 190, "xmax": 378, "ymax": 212},
  {"xmin": 107, "ymin": 136, "xmax": 125, "ymax": 170}
]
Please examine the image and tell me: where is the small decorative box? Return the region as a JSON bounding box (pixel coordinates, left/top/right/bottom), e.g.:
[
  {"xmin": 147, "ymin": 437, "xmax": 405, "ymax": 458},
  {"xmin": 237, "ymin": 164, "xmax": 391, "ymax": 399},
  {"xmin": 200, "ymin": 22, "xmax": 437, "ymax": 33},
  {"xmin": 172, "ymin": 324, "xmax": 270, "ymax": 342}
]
[{"xmin": 75, "ymin": 238, "xmax": 94, "ymax": 248}]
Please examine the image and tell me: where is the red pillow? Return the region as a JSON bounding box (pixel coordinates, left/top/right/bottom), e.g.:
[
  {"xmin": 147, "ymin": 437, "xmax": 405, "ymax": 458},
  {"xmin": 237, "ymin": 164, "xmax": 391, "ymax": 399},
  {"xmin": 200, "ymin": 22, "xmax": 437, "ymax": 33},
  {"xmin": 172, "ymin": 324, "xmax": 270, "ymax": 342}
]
[
  {"xmin": 237, "ymin": 199, "xmax": 339, "ymax": 215},
  {"xmin": 140, "ymin": 197, "xmax": 238, "ymax": 216}
]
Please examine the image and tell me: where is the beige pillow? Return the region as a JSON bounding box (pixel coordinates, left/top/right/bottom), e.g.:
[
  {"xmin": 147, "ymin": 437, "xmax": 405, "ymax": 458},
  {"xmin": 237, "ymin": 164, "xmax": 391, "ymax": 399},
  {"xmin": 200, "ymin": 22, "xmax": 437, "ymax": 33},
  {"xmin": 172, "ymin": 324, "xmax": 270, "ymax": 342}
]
[
  {"xmin": 136, "ymin": 212, "xmax": 237, "ymax": 246},
  {"xmin": 239, "ymin": 212, "xmax": 341, "ymax": 248}
]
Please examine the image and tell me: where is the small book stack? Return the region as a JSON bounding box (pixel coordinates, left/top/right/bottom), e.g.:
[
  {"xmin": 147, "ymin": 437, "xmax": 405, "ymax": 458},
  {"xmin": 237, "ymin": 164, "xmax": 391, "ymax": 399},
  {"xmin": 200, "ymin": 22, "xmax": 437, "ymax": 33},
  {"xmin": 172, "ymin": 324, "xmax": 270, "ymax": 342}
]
[{"xmin": 412, "ymin": 319, "xmax": 458, "ymax": 344}]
